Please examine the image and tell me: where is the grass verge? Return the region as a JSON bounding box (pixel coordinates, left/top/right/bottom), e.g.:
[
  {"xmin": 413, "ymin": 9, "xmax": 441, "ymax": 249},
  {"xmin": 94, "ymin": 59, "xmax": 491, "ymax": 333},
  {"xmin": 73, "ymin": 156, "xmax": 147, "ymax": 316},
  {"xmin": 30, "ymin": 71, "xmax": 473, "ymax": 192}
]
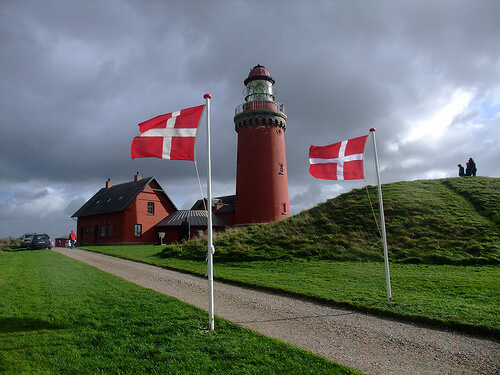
[{"xmin": 0, "ymin": 250, "xmax": 361, "ymax": 374}]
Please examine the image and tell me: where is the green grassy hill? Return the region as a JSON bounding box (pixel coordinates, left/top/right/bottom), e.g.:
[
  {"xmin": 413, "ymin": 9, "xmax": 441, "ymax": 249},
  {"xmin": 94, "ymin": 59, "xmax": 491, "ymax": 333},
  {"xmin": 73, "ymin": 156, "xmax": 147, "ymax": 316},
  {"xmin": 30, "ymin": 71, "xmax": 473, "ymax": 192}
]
[{"xmin": 163, "ymin": 177, "xmax": 500, "ymax": 265}]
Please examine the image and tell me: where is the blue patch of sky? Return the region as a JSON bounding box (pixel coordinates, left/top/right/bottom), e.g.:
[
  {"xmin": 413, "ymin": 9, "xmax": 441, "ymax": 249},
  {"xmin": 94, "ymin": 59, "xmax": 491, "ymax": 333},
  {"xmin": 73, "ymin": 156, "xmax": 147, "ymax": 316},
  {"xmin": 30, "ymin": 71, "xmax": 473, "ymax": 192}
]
[{"xmin": 469, "ymin": 98, "xmax": 500, "ymax": 120}]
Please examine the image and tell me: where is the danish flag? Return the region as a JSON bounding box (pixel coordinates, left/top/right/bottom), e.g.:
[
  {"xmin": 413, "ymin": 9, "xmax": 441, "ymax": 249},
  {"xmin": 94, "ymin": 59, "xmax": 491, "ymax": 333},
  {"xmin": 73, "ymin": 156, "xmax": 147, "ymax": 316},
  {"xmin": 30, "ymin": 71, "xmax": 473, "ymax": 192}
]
[
  {"xmin": 309, "ymin": 135, "xmax": 368, "ymax": 180},
  {"xmin": 131, "ymin": 104, "xmax": 205, "ymax": 161}
]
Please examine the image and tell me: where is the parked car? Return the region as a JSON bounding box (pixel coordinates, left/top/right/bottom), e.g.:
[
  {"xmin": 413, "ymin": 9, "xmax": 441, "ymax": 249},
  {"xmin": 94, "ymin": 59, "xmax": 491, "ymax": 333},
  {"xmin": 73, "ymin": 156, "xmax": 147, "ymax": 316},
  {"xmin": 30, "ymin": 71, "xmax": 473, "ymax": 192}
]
[
  {"xmin": 27, "ymin": 233, "xmax": 53, "ymax": 250},
  {"xmin": 21, "ymin": 233, "xmax": 35, "ymax": 248}
]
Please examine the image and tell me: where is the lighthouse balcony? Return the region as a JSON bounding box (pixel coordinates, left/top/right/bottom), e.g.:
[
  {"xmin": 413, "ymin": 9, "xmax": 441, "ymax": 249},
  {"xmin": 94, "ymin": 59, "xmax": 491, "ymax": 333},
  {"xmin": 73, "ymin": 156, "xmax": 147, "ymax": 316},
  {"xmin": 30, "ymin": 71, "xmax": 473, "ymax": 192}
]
[{"xmin": 235, "ymin": 101, "xmax": 286, "ymax": 116}]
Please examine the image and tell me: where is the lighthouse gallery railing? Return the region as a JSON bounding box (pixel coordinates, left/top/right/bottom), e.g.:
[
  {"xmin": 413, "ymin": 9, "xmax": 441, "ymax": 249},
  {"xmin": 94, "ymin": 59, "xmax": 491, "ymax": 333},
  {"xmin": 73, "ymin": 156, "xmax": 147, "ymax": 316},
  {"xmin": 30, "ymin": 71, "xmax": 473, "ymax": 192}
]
[{"xmin": 235, "ymin": 101, "xmax": 286, "ymax": 116}]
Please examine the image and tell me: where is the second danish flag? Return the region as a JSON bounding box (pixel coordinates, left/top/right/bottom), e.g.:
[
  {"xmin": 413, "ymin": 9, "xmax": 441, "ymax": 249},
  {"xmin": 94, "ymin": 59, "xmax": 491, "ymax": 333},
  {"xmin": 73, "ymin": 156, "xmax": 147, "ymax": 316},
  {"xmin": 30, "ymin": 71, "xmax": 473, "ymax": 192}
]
[{"xmin": 309, "ymin": 135, "xmax": 368, "ymax": 180}]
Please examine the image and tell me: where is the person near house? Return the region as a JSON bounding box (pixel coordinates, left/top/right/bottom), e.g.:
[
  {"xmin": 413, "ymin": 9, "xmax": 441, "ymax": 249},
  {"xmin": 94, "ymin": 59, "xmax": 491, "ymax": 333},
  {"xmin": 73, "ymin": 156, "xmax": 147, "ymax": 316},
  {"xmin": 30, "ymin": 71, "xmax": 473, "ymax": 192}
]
[
  {"xmin": 69, "ymin": 230, "xmax": 77, "ymax": 248},
  {"xmin": 458, "ymin": 164, "xmax": 465, "ymax": 177},
  {"xmin": 178, "ymin": 218, "xmax": 190, "ymax": 242}
]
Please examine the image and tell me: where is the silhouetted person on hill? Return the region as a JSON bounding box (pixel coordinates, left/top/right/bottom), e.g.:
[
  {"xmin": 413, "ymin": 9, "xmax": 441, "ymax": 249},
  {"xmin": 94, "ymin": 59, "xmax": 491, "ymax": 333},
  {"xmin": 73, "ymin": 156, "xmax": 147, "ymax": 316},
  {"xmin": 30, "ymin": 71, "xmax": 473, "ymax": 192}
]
[
  {"xmin": 466, "ymin": 158, "xmax": 477, "ymax": 176},
  {"xmin": 458, "ymin": 164, "xmax": 465, "ymax": 177},
  {"xmin": 178, "ymin": 218, "xmax": 190, "ymax": 242}
]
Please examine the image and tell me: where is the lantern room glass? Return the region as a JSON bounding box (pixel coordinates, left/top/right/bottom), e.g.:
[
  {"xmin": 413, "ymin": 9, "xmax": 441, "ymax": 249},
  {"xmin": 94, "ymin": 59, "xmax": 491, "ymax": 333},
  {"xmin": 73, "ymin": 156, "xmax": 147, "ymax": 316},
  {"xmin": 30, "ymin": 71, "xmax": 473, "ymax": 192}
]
[{"xmin": 244, "ymin": 80, "xmax": 275, "ymax": 102}]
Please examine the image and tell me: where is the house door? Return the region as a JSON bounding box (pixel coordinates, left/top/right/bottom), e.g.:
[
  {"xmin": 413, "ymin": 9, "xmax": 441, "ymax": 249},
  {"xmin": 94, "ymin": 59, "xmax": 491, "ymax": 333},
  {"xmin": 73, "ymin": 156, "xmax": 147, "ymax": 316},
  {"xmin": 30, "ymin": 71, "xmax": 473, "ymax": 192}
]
[
  {"xmin": 94, "ymin": 225, "xmax": 99, "ymax": 243},
  {"xmin": 80, "ymin": 227, "xmax": 85, "ymax": 246}
]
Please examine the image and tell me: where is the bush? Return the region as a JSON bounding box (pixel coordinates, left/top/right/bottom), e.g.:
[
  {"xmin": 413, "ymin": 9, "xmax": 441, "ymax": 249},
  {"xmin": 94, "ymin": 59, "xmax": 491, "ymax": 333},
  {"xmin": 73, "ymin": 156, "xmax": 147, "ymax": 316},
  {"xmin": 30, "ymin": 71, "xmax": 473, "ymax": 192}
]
[{"xmin": 0, "ymin": 236, "xmax": 22, "ymax": 251}]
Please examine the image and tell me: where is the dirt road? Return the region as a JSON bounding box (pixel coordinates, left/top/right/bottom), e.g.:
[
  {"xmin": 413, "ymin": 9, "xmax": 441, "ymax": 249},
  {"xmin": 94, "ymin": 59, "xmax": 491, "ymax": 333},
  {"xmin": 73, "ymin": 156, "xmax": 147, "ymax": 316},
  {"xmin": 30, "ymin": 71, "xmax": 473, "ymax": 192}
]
[{"xmin": 53, "ymin": 247, "xmax": 499, "ymax": 375}]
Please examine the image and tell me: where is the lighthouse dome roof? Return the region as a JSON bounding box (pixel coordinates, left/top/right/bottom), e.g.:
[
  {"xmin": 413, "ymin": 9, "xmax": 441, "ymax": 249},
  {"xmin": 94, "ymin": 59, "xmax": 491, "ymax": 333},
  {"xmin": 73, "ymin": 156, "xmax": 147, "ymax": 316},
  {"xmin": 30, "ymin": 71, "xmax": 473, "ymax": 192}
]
[{"xmin": 244, "ymin": 64, "xmax": 275, "ymax": 86}]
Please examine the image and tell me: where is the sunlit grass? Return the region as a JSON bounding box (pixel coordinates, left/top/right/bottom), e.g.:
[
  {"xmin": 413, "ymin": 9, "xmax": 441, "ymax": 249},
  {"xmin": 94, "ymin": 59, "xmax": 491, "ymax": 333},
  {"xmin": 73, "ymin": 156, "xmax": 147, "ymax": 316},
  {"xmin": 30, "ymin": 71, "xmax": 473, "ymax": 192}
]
[
  {"xmin": 81, "ymin": 244, "xmax": 500, "ymax": 335},
  {"xmin": 0, "ymin": 250, "xmax": 360, "ymax": 374},
  {"xmin": 161, "ymin": 177, "xmax": 500, "ymax": 265}
]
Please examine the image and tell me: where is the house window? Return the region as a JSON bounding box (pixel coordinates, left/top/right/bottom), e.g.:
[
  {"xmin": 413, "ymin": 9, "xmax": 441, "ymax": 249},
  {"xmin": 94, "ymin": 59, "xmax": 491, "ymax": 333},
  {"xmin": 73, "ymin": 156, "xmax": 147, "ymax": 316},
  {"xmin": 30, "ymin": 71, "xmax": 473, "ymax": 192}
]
[
  {"xmin": 107, "ymin": 225, "xmax": 112, "ymax": 237},
  {"xmin": 100, "ymin": 225, "xmax": 105, "ymax": 237},
  {"xmin": 282, "ymin": 202, "xmax": 287, "ymax": 215},
  {"xmin": 279, "ymin": 163, "xmax": 284, "ymax": 175},
  {"xmin": 134, "ymin": 224, "xmax": 142, "ymax": 237},
  {"xmin": 147, "ymin": 202, "xmax": 154, "ymax": 215}
]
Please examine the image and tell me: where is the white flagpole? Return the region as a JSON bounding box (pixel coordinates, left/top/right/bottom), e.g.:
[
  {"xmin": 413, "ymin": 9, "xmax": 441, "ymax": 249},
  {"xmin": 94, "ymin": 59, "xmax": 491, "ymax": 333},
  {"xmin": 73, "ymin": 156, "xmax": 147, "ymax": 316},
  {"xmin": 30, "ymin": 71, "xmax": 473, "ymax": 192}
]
[
  {"xmin": 204, "ymin": 93, "xmax": 215, "ymax": 330},
  {"xmin": 369, "ymin": 128, "xmax": 392, "ymax": 302}
]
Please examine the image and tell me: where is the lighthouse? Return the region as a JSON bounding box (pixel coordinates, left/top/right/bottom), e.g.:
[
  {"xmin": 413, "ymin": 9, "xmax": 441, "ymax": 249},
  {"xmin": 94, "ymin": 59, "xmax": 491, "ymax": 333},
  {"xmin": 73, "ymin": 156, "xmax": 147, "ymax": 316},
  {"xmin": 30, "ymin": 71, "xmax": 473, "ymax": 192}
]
[{"xmin": 234, "ymin": 65, "xmax": 290, "ymax": 225}]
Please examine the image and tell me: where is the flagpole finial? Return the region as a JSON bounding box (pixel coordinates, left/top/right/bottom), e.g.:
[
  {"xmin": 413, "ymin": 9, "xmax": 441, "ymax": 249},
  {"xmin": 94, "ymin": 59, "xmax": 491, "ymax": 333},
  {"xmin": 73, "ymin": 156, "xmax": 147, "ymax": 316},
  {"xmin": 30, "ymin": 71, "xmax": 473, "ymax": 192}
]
[
  {"xmin": 370, "ymin": 128, "xmax": 376, "ymax": 132},
  {"xmin": 204, "ymin": 94, "xmax": 212, "ymax": 99}
]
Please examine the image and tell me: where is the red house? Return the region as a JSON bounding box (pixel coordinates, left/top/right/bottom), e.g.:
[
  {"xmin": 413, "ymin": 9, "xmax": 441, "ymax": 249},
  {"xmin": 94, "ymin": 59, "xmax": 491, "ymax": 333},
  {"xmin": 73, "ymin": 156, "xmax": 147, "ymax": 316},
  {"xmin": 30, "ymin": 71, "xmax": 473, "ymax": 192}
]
[{"xmin": 72, "ymin": 173, "xmax": 177, "ymax": 245}]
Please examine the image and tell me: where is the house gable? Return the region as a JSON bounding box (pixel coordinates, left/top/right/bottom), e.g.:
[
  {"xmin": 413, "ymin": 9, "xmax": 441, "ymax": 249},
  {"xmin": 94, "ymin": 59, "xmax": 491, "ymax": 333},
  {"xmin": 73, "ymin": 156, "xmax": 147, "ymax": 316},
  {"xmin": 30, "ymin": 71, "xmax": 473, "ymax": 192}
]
[{"xmin": 72, "ymin": 176, "xmax": 177, "ymax": 218}]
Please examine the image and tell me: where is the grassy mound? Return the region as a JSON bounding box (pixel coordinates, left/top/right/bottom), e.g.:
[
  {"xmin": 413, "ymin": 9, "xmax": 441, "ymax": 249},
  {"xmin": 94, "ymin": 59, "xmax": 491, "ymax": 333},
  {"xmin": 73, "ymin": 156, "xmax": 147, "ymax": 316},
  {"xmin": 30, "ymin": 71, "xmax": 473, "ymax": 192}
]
[{"xmin": 161, "ymin": 177, "xmax": 500, "ymax": 265}]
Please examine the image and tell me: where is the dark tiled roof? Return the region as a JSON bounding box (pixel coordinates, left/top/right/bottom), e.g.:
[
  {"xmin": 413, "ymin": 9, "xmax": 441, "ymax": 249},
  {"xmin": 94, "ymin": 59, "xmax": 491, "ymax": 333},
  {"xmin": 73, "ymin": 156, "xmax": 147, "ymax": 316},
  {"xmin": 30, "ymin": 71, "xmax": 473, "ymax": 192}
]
[
  {"xmin": 72, "ymin": 177, "xmax": 177, "ymax": 218},
  {"xmin": 190, "ymin": 195, "xmax": 236, "ymax": 213},
  {"xmin": 156, "ymin": 210, "xmax": 227, "ymax": 228}
]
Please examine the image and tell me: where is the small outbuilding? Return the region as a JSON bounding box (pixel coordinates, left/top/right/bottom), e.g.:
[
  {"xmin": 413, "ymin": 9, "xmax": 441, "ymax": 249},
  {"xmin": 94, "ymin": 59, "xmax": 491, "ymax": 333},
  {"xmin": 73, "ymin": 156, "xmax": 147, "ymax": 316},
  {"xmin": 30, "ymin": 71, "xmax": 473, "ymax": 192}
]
[
  {"xmin": 54, "ymin": 236, "xmax": 69, "ymax": 247},
  {"xmin": 190, "ymin": 195, "xmax": 236, "ymax": 226},
  {"xmin": 156, "ymin": 210, "xmax": 228, "ymax": 243}
]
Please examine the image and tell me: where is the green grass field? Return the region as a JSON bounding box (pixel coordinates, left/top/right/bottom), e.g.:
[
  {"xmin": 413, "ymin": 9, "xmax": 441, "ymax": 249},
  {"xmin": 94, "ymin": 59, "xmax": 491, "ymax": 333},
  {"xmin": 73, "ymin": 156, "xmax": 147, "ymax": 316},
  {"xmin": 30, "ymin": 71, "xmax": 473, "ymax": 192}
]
[
  {"xmin": 0, "ymin": 250, "xmax": 360, "ymax": 374},
  {"xmin": 80, "ymin": 244, "xmax": 500, "ymax": 336}
]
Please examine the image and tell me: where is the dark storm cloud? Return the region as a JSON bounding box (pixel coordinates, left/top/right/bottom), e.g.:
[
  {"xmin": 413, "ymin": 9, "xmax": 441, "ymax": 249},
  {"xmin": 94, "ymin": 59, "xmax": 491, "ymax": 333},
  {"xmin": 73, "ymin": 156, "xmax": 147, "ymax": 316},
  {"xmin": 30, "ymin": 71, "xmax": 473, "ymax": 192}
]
[{"xmin": 1, "ymin": 0, "xmax": 499, "ymax": 237}]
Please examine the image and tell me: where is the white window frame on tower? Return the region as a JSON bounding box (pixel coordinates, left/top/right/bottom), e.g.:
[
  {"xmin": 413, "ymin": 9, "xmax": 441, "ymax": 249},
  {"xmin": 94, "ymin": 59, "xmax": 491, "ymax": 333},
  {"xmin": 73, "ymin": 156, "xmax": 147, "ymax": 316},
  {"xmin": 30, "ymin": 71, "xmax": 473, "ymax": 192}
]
[{"xmin": 279, "ymin": 163, "xmax": 284, "ymax": 175}]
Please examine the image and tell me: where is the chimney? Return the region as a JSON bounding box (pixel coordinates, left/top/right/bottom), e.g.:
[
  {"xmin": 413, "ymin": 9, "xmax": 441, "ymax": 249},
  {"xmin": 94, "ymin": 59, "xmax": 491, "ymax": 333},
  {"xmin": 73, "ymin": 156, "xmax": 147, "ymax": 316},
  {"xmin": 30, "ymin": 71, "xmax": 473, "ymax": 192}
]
[
  {"xmin": 213, "ymin": 198, "xmax": 223, "ymax": 211},
  {"xmin": 134, "ymin": 171, "xmax": 142, "ymax": 182},
  {"xmin": 106, "ymin": 178, "xmax": 113, "ymax": 188}
]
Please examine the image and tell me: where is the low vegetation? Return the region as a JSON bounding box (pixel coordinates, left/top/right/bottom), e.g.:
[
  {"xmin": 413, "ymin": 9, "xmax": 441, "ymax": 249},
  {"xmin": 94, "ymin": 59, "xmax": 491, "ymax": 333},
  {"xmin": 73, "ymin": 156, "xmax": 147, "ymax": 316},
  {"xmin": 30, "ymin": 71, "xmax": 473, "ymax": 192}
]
[
  {"xmin": 0, "ymin": 250, "xmax": 360, "ymax": 374},
  {"xmin": 0, "ymin": 236, "xmax": 21, "ymax": 251},
  {"xmin": 162, "ymin": 177, "xmax": 500, "ymax": 265}
]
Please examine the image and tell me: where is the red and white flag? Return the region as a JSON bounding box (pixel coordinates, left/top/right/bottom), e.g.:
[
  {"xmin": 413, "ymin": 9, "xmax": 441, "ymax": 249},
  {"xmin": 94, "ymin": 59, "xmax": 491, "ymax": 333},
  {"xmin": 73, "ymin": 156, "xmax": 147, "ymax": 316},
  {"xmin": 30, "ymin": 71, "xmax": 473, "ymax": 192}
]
[
  {"xmin": 131, "ymin": 104, "xmax": 205, "ymax": 161},
  {"xmin": 309, "ymin": 135, "xmax": 368, "ymax": 180}
]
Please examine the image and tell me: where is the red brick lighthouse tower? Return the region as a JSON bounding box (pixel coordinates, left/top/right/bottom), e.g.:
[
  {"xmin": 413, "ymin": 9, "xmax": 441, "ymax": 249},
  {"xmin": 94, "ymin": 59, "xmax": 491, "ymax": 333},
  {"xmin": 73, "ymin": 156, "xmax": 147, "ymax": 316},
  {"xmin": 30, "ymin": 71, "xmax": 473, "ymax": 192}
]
[{"xmin": 234, "ymin": 65, "xmax": 290, "ymax": 225}]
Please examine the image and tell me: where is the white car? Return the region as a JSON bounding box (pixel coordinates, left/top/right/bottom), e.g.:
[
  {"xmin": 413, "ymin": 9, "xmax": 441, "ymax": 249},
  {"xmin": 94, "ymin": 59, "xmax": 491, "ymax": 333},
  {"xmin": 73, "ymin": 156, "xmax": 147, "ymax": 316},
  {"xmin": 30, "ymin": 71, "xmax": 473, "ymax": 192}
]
[{"xmin": 21, "ymin": 233, "xmax": 35, "ymax": 248}]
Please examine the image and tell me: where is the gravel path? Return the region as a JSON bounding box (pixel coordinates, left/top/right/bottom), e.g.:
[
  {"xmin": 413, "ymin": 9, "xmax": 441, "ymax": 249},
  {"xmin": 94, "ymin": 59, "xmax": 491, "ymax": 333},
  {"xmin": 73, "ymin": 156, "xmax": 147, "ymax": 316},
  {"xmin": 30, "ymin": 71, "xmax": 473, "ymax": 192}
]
[{"xmin": 53, "ymin": 247, "xmax": 499, "ymax": 375}]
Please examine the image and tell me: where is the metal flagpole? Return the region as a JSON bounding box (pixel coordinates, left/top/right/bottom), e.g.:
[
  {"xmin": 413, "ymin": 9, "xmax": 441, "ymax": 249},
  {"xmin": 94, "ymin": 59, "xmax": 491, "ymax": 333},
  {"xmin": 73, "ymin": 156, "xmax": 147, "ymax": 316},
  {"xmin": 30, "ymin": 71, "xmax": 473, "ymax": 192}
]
[
  {"xmin": 204, "ymin": 93, "xmax": 215, "ymax": 330},
  {"xmin": 369, "ymin": 128, "xmax": 392, "ymax": 302}
]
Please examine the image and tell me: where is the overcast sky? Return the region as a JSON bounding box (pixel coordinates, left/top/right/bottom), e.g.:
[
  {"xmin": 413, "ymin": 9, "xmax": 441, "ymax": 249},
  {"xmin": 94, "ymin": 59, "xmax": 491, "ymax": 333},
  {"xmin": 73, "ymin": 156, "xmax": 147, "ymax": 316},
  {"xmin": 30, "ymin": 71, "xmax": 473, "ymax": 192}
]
[{"xmin": 1, "ymin": 0, "xmax": 499, "ymax": 239}]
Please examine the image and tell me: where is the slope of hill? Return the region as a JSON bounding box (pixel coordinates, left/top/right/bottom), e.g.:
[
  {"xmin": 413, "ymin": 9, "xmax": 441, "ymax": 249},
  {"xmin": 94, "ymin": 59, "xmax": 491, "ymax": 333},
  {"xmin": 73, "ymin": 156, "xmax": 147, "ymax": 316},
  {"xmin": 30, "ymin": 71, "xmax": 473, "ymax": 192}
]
[{"xmin": 163, "ymin": 177, "xmax": 500, "ymax": 265}]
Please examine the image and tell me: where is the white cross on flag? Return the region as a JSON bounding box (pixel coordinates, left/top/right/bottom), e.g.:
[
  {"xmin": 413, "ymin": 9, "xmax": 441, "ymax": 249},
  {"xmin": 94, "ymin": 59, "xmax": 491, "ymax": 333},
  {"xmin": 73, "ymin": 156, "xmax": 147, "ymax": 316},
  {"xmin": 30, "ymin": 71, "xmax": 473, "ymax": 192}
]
[
  {"xmin": 309, "ymin": 135, "xmax": 368, "ymax": 180},
  {"xmin": 131, "ymin": 104, "xmax": 205, "ymax": 161}
]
